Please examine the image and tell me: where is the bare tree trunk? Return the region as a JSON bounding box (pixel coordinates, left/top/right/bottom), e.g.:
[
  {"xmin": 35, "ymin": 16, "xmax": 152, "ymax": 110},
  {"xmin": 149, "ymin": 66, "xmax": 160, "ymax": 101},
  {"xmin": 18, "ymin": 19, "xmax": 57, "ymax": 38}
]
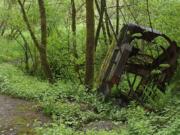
[
  {"xmin": 104, "ymin": 1, "xmax": 112, "ymax": 44},
  {"xmin": 95, "ymin": 0, "xmax": 106, "ymax": 49},
  {"xmin": 116, "ymin": 0, "xmax": 120, "ymax": 36},
  {"xmin": 71, "ymin": 0, "xmax": 78, "ymax": 58},
  {"xmin": 71, "ymin": 0, "xmax": 83, "ymax": 84},
  {"xmin": 85, "ymin": 0, "xmax": 95, "ymax": 90},
  {"xmin": 17, "ymin": 0, "xmax": 39, "ymax": 49},
  {"xmin": 39, "ymin": 47, "xmax": 53, "ymax": 83},
  {"xmin": 24, "ymin": 42, "xmax": 29, "ymax": 72},
  {"xmin": 38, "ymin": 0, "xmax": 54, "ymax": 83},
  {"xmin": 32, "ymin": 47, "xmax": 39, "ymax": 74}
]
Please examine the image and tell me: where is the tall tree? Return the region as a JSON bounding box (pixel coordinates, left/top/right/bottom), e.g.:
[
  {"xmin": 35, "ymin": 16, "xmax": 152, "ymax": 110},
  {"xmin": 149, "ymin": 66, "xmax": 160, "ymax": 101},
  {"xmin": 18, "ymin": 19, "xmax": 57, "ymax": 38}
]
[
  {"xmin": 116, "ymin": 0, "xmax": 120, "ymax": 35},
  {"xmin": 71, "ymin": 0, "xmax": 83, "ymax": 84},
  {"xmin": 18, "ymin": 0, "xmax": 54, "ymax": 83},
  {"xmin": 71, "ymin": 0, "xmax": 78, "ymax": 58},
  {"xmin": 85, "ymin": 0, "xmax": 95, "ymax": 90},
  {"xmin": 95, "ymin": 0, "xmax": 106, "ymax": 48},
  {"xmin": 38, "ymin": 0, "xmax": 54, "ymax": 83}
]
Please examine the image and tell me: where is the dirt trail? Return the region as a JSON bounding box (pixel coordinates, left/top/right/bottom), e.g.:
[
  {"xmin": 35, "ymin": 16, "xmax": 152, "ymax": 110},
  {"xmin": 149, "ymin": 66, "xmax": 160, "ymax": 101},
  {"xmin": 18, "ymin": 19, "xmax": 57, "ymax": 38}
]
[{"xmin": 0, "ymin": 95, "xmax": 50, "ymax": 135}]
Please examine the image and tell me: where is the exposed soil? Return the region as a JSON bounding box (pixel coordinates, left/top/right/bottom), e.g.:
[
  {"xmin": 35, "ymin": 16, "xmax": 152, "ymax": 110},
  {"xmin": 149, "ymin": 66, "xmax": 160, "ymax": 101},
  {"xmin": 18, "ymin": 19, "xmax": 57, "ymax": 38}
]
[{"xmin": 0, "ymin": 95, "xmax": 50, "ymax": 135}]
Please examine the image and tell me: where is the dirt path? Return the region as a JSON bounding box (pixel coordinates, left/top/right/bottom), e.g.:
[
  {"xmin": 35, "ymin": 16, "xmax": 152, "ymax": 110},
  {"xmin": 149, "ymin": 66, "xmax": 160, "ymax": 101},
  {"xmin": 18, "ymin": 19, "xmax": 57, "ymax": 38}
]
[{"xmin": 0, "ymin": 95, "xmax": 50, "ymax": 135}]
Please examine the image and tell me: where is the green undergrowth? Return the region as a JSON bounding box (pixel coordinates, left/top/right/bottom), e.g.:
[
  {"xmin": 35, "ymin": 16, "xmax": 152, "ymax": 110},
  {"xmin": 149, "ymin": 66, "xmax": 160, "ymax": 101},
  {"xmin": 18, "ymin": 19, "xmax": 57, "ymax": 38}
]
[{"xmin": 0, "ymin": 63, "xmax": 180, "ymax": 135}]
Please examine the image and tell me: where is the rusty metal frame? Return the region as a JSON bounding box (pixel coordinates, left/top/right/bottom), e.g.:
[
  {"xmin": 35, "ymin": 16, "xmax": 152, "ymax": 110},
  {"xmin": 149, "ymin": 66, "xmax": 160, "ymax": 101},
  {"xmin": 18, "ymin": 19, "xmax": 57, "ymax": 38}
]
[{"xmin": 98, "ymin": 23, "xmax": 179, "ymax": 103}]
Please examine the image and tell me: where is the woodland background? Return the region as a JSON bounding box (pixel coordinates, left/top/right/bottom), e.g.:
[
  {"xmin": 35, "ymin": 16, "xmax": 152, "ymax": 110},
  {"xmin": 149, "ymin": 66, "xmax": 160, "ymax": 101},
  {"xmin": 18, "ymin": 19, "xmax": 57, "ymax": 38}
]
[{"xmin": 0, "ymin": 0, "xmax": 180, "ymax": 134}]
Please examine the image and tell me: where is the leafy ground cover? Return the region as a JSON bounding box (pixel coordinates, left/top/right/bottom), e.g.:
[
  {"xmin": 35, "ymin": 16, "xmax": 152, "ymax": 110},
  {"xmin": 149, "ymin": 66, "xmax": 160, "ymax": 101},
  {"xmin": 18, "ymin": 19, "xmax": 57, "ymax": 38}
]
[{"xmin": 0, "ymin": 63, "xmax": 179, "ymax": 135}]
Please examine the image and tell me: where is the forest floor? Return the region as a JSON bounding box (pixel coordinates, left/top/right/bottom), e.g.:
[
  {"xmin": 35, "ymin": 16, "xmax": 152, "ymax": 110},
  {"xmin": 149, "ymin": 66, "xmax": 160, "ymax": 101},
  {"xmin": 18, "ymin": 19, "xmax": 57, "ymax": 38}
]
[
  {"xmin": 0, "ymin": 63, "xmax": 179, "ymax": 135},
  {"xmin": 0, "ymin": 95, "xmax": 50, "ymax": 135}
]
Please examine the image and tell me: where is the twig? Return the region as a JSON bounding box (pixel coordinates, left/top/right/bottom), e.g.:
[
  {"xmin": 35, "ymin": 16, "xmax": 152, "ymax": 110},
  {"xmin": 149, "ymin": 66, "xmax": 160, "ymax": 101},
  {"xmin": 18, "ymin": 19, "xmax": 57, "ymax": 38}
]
[{"xmin": 146, "ymin": 0, "xmax": 153, "ymax": 31}]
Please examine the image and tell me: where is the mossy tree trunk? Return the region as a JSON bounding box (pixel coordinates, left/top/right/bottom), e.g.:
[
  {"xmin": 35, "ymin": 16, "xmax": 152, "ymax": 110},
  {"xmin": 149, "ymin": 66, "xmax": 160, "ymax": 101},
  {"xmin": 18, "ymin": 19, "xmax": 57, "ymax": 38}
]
[{"xmin": 85, "ymin": 0, "xmax": 95, "ymax": 90}]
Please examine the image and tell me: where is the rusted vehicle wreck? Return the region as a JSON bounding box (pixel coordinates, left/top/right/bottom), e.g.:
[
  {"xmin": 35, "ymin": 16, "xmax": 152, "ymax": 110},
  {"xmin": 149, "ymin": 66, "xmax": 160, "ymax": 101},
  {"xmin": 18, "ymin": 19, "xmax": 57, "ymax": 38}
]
[{"xmin": 98, "ymin": 23, "xmax": 179, "ymax": 105}]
